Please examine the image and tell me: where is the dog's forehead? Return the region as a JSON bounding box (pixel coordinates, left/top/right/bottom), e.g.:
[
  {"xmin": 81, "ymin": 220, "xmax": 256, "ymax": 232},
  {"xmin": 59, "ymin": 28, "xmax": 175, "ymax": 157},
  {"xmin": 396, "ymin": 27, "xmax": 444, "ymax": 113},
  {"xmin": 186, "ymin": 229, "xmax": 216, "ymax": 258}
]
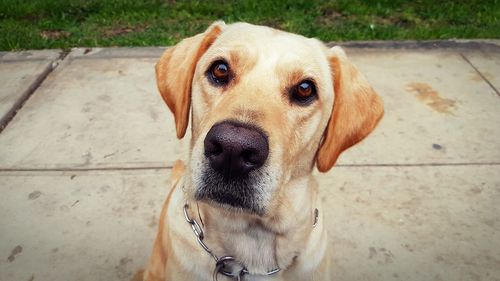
[
  {"xmin": 207, "ymin": 23, "xmax": 329, "ymax": 72},
  {"xmin": 218, "ymin": 23, "xmax": 312, "ymax": 47}
]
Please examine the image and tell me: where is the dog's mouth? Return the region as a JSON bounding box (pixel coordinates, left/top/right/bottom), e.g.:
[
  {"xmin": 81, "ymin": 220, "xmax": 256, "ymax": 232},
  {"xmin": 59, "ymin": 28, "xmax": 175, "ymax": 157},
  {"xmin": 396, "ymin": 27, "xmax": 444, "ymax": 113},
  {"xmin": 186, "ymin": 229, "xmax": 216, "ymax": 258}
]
[{"xmin": 194, "ymin": 165, "xmax": 267, "ymax": 215}]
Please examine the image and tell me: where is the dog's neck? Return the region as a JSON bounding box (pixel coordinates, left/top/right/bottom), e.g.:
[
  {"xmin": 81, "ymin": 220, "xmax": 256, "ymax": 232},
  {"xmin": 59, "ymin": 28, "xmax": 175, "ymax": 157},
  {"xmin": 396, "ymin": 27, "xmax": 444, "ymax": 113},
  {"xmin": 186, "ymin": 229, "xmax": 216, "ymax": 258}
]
[{"xmin": 184, "ymin": 175, "xmax": 321, "ymax": 277}]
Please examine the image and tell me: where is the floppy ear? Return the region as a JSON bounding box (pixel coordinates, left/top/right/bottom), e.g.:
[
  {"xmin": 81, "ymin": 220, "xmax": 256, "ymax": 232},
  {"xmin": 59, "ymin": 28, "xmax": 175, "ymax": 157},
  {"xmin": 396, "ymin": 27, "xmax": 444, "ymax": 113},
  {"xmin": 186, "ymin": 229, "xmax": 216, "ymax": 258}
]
[
  {"xmin": 316, "ymin": 46, "xmax": 384, "ymax": 172},
  {"xmin": 155, "ymin": 21, "xmax": 225, "ymax": 138}
]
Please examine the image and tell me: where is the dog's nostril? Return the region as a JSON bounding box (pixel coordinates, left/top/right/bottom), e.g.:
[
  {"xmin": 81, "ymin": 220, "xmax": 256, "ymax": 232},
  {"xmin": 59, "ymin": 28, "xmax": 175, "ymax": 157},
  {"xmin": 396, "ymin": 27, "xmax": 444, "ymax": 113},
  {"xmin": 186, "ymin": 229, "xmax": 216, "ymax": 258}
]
[
  {"xmin": 205, "ymin": 140, "xmax": 223, "ymax": 157},
  {"xmin": 241, "ymin": 149, "xmax": 252, "ymax": 163},
  {"xmin": 241, "ymin": 149, "xmax": 258, "ymax": 165}
]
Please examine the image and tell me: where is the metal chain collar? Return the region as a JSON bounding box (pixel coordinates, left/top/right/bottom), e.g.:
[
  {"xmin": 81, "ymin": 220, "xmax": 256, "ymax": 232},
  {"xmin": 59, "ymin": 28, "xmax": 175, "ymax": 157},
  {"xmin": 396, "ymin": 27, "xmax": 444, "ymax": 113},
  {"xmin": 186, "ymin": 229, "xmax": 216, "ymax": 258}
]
[{"xmin": 183, "ymin": 203, "xmax": 281, "ymax": 281}]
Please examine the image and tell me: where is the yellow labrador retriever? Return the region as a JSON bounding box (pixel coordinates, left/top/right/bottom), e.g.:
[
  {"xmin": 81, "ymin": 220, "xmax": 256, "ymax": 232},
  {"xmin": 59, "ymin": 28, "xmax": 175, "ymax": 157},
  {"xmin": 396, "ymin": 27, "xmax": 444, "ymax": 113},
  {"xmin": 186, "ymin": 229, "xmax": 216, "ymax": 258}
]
[{"xmin": 140, "ymin": 22, "xmax": 383, "ymax": 281}]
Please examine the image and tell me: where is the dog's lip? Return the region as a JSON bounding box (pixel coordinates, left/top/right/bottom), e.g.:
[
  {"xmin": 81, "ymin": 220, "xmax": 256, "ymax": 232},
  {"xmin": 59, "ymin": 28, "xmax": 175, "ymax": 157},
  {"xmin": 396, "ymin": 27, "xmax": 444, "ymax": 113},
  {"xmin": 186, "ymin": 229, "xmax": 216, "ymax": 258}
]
[
  {"xmin": 196, "ymin": 194, "xmax": 266, "ymax": 216},
  {"xmin": 194, "ymin": 167, "xmax": 267, "ymax": 216},
  {"xmin": 199, "ymin": 196, "xmax": 262, "ymax": 213}
]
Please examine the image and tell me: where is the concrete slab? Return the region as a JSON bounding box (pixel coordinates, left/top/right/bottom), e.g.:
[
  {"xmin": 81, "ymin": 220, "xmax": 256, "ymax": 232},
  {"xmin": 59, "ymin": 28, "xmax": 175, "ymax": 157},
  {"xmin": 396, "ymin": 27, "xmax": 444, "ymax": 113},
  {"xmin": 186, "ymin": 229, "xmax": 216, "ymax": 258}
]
[
  {"xmin": 0, "ymin": 50, "xmax": 60, "ymax": 128},
  {"xmin": 0, "ymin": 169, "xmax": 170, "ymax": 281},
  {"xmin": 1, "ymin": 166, "xmax": 498, "ymax": 281},
  {"xmin": 317, "ymin": 165, "xmax": 500, "ymax": 281},
  {"xmin": 1, "ymin": 48, "xmax": 499, "ymax": 170},
  {"xmin": 338, "ymin": 49, "xmax": 500, "ymax": 165},
  {"xmin": 0, "ymin": 48, "xmax": 188, "ymax": 170},
  {"xmin": 462, "ymin": 51, "xmax": 500, "ymax": 96}
]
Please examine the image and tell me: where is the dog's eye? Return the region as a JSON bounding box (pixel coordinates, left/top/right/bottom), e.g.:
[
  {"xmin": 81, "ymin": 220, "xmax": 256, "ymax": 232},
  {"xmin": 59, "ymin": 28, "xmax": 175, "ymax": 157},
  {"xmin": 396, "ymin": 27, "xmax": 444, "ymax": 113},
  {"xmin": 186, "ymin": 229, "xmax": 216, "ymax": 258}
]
[
  {"xmin": 291, "ymin": 80, "xmax": 317, "ymax": 105},
  {"xmin": 207, "ymin": 60, "xmax": 231, "ymax": 86}
]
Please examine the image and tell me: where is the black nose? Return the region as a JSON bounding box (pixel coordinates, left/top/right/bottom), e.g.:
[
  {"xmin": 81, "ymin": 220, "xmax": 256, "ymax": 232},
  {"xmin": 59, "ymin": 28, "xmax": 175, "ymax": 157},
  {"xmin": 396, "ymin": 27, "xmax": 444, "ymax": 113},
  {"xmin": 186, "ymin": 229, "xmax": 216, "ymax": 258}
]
[{"xmin": 204, "ymin": 121, "xmax": 269, "ymax": 179}]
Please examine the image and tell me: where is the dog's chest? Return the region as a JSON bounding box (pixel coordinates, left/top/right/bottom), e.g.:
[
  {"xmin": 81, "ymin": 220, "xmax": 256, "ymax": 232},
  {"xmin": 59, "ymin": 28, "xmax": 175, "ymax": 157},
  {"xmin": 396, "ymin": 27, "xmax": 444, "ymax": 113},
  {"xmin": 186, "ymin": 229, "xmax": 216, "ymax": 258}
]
[{"xmin": 207, "ymin": 224, "xmax": 282, "ymax": 275}]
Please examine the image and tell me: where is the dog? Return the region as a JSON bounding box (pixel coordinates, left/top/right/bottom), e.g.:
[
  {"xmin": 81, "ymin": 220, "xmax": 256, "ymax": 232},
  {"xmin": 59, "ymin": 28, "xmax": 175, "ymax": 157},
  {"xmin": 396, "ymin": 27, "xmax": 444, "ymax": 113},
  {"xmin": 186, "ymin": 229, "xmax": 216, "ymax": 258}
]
[{"xmin": 139, "ymin": 21, "xmax": 383, "ymax": 281}]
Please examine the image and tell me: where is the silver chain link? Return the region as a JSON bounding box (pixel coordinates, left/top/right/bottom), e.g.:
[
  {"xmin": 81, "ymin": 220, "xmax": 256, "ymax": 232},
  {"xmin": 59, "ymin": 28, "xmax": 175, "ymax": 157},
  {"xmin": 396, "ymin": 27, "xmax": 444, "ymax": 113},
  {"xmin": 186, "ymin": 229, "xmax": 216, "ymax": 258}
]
[
  {"xmin": 183, "ymin": 204, "xmax": 218, "ymax": 261},
  {"xmin": 183, "ymin": 203, "xmax": 281, "ymax": 280}
]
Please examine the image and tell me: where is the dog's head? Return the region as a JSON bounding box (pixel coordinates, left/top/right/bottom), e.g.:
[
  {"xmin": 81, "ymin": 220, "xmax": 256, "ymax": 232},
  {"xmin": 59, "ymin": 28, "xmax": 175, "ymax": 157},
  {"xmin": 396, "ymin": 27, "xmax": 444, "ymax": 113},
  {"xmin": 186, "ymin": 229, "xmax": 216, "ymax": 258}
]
[{"xmin": 156, "ymin": 22, "xmax": 383, "ymax": 216}]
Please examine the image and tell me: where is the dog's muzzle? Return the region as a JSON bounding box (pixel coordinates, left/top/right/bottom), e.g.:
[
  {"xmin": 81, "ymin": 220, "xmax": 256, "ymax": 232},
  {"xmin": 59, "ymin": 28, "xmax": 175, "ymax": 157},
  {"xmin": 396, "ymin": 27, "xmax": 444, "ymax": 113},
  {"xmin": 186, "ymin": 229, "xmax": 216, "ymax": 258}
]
[{"xmin": 195, "ymin": 120, "xmax": 269, "ymax": 214}]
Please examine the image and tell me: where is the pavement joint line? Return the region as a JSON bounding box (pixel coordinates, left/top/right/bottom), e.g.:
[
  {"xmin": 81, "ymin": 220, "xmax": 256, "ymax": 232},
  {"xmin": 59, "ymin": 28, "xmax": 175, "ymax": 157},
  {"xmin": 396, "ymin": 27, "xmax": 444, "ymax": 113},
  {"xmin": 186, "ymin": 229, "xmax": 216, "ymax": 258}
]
[
  {"xmin": 0, "ymin": 166, "xmax": 172, "ymax": 172},
  {"xmin": 460, "ymin": 52, "xmax": 500, "ymax": 98},
  {"xmin": 331, "ymin": 40, "xmax": 500, "ymax": 52},
  {"xmin": 0, "ymin": 63, "xmax": 53, "ymax": 132},
  {"xmin": 71, "ymin": 55, "xmax": 162, "ymax": 60},
  {"xmin": 0, "ymin": 58, "xmax": 57, "ymax": 63},
  {"xmin": 335, "ymin": 162, "xmax": 500, "ymax": 167},
  {"xmin": 0, "ymin": 50, "xmax": 68, "ymax": 133},
  {"xmin": 0, "ymin": 162, "xmax": 498, "ymax": 173}
]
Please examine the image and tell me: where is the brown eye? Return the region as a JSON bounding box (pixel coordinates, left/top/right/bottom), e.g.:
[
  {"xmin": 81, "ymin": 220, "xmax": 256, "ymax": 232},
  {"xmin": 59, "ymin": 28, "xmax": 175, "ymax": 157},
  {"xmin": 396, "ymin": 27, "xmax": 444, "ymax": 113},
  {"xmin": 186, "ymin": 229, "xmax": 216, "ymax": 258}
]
[
  {"xmin": 297, "ymin": 82, "xmax": 313, "ymax": 98},
  {"xmin": 291, "ymin": 80, "xmax": 317, "ymax": 105},
  {"xmin": 207, "ymin": 60, "xmax": 231, "ymax": 86}
]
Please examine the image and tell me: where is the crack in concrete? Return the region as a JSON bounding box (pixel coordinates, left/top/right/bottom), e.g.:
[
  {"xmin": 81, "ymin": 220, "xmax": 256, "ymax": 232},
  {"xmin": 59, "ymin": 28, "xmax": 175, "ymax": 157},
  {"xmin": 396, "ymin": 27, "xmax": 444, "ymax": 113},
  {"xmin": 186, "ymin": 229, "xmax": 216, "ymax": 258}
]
[
  {"xmin": 460, "ymin": 53, "xmax": 500, "ymax": 98},
  {"xmin": 336, "ymin": 162, "xmax": 500, "ymax": 167},
  {"xmin": 0, "ymin": 51, "xmax": 69, "ymax": 133}
]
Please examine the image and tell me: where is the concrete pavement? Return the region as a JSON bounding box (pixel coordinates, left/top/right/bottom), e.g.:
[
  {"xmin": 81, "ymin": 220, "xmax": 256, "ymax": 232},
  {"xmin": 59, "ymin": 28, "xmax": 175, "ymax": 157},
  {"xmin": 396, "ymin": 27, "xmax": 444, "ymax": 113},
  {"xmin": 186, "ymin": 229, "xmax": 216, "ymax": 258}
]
[{"xmin": 0, "ymin": 41, "xmax": 499, "ymax": 281}]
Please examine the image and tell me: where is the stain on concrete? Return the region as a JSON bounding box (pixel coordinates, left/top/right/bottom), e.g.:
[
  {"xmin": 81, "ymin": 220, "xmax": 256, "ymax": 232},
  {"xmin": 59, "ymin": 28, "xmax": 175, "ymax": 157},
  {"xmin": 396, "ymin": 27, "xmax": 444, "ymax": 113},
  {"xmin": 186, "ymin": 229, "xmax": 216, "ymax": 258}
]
[
  {"xmin": 98, "ymin": 94, "xmax": 112, "ymax": 102},
  {"xmin": 103, "ymin": 151, "xmax": 117, "ymax": 158},
  {"xmin": 406, "ymin": 83, "xmax": 456, "ymax": 114},
  {"xmin": 70, "ymin": 175, "xmax": 76, "ymax": 180},
  {"xmin": 432, "ymin": 143, "xmax": 443, "ymax": 150},
  {"xmin": 147, "ymin": 199, "xmax": 155, "ymax": 207},
  {"xmin": 7, "ymin": 245, "xmax": 23, "ymax": 262},
  {"xmin": 435, "ymin": 255, "xmax": 445, "ymax": 262},
  {"xmin": 368, "ymin": 247, "xmax": 394, "ymax": 264},
  {"xmin": 100, "ymin": 185, "xmax": 110, "ymax": 193},
  {"xmin": 28, "ymin": 191, "xmax": 42, "ymax": 200},
  {"xmin": 469, "ymin": 186, "xmax": 483, "ymax": 194},
  {"xmin": 120, "ymin": 257, "xmax": 132, "ymax": 265},
  {"xmin": 27, "ymin": 274, "xmax": 34, "ymax": 281},
  {"xmin": 115, "ymin": 257, "xmax": 133, "ymax": 279},
  {"xmin": 482, "ymin": 218, "xmax": 495, "ymax": 227},
  {"xmin": 380, "ymin": 248, "xmax": 395, "ymax": 264},
  {"xmin": 403, "ymin": 243, "xmax": 414, "ymax": 252},
  {"xmin": 149, "ymin": 215, "xmax": 157, "ymax": 228},
  {"xmin": 51, "ymin": 247, "xmax": 59, "ymax": 253},
  {"xmin": 368, "ymin": 247, "xmax": 377, "ymax": 259},
  {"xmin": 149, "ymin": 109, "xmax": 159, "ymax": 121}
]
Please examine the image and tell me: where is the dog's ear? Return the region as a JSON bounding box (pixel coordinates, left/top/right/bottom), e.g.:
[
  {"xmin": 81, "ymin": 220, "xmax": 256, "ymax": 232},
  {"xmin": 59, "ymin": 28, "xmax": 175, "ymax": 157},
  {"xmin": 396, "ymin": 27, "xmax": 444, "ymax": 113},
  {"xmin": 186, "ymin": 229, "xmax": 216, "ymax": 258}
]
[
  {"xmin": 155, "ymin": 21, "xmax": 225, "ymax": 138},
  {"xmin": 316, "ymin": 46, "xmax": 384, "ymax": 172}
]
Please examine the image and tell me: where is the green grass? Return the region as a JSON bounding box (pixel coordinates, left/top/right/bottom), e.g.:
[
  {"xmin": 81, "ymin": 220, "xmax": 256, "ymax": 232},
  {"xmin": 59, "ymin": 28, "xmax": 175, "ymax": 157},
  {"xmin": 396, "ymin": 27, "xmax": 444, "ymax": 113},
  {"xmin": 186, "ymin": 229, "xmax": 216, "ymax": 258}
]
[{"xmin": 0, "ymin": 0, "xmax": 499, "ymax": 51}]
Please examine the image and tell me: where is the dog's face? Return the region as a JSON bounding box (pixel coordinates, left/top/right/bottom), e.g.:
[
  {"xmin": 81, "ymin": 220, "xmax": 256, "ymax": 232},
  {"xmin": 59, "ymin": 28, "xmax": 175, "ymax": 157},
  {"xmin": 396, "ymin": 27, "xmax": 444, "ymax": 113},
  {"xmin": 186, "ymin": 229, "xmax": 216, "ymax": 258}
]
[
  {"xmin": 156, "ymin": 22, "xmax": 383, "ymax": 216},
  {"xmin": 189, "ymin": 24, "xmax": 336, "ymax": 215}
]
